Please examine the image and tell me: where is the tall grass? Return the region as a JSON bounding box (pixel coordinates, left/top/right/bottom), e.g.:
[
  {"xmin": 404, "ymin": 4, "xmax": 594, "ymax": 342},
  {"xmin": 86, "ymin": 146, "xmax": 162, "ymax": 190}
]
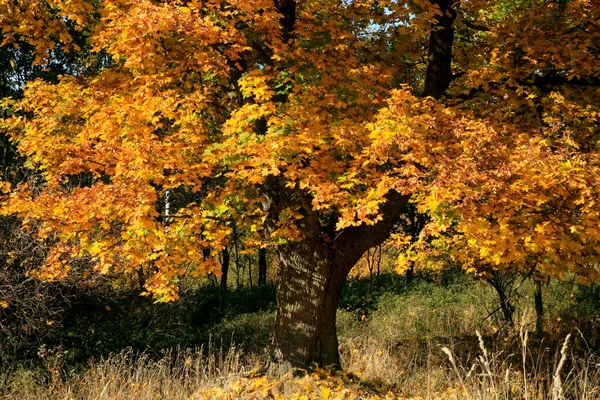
[
  {"xmin": 4, "ymin": 275, "xmax": 600, "ymax": 399},
  {"xmin": 3, "ymin": 344, "xmax": 257, "ymax": 400},
  {"xmin": 337, "ymin": 278, "xmax": 600, "ymax": 399}
]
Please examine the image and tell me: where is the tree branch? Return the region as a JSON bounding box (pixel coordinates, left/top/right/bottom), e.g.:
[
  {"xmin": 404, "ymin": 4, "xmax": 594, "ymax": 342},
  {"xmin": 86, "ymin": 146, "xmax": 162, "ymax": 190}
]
[
  {"xmin": 462, "ymin": 20, "xmax": 490, "ymax": 32},
  {"xmin": 333, "ymin": 191, "xmax": 410, "ymax": 272}
]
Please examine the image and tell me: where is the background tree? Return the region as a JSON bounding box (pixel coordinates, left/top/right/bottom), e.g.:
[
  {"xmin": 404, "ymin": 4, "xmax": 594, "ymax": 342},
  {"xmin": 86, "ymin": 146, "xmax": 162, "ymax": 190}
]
[{"xmin": 0, "ymin": 7, "xmax": 108, "ymax": 373}]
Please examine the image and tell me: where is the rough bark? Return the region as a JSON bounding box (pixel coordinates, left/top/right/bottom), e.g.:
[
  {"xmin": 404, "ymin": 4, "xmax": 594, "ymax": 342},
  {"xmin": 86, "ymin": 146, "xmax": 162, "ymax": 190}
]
[
  {"xmin": 274, "ymin": 237, "xmax": 342, "ymax": 367},
  {"xmin": 272, "ymin": 192, "xmax": 410, "ymax": 367}
]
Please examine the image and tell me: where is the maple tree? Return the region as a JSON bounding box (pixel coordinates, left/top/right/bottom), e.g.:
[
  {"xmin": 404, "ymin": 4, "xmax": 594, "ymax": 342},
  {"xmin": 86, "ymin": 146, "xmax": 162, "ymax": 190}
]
[
  {"xmin": 1, "ymin": 0, "xmax": 600, "ymax": 367},
  {"xmin": 393, "ymin": 0, "xmax": 600, "ymax": 284}
]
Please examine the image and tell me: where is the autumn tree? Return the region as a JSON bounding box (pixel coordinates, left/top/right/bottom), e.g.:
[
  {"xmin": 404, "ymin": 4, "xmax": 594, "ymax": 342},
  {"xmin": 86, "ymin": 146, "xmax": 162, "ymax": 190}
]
[
  {"xmin": 2, "ymin": 0, "xmax": 600, "ymax": 368},
  {"xmin": 394, "ymin": 0, "xmax": 600, "ymax": 330}
]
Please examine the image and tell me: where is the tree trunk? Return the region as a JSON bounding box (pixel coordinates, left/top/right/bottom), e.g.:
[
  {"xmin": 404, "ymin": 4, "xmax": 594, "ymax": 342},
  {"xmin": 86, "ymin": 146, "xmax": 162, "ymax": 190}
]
[
  {"xmin": 137, "ymin": 266, "xmax": 146, "ymax": 291},
  {"xmin": 366, "ymin": 248, "xmax": 374, "ymax": 293},
  {"xmin": 274, "ymin": 238, "xmax": 344, "ymax": 367},
  {"xmin": 376, "ymin": 245, "xmax": 382, "ymax": 280},
  {"xmin": 272, "ymin": 192, "xmax": 410, "ymax": 367},
  {"xmin": 258, "ymin": 247, "xmax": 267, "ymax": 286},
  {"xmin": 406, "ymin": 262, "xmax": 415, "ymax": 283},
  {"xmin": 233, "ymin": 227, "xmax": 241, "ymax": 288},
  {"xmin": 488, "ymin": 273, "xmax": 516, "ymax": 326},
  {"xmin": 269, "ymin": 0, "xmax": 454, "ymax": 368},
  {"xmin": 220, "ymin": 246, "xmax": 230, "ymax": 292},
  {"xmin": 496, "ymin": 284, "xmax": 515, "ymax": 326},
  {"xmin": 248, "ymin": 255, "xmax": 253, "ymax": 288},
  {"xmin": 534, "ymin": 279, "xmax": 544, "ymax": 336},
  {"xmin": 424, "ymin": 0, "xmax": 456, "ymax": 99}
]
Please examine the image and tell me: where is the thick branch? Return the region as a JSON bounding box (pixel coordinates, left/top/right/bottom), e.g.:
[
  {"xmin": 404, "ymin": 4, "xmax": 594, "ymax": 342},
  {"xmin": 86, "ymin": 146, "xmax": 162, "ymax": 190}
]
[
  {"xmin": 527, "ymin": 74, "xmax": 600, "ymax": 91},
  {"xmin": 327, "ymin": 0, "xmax": 456, "ymax": 273},
  {"xmin": 449, "ymin": 72, "xmax": 600, "ymax": 104},
  {"xmin": 332, "ymin": 192, "xmax": 410, "ymax": 272},
  {"xmin": 423, "ymin": 0, "xmax": 456, "ymax": 99},
  {"xmin": 462, "ymin": 19, "xmax": 490, "ymax": 32},
  {"xmin": 277, "ymin": 0, "xmax": 297, "ymax": 43}
]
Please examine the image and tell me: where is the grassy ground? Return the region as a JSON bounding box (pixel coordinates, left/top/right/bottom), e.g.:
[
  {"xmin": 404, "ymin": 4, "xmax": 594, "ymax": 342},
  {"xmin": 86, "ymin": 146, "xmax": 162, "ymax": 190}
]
[{"xmin": 2, "ymin": 272, "xmax": 600, "ymax": 399}]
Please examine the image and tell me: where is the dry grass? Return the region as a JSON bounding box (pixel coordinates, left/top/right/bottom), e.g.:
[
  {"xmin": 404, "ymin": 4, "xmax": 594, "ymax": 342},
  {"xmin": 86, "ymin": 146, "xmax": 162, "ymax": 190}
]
[
  {"xmin": 3, "ymin": 344, "xmax": 256, "ymax": 400},
  {"xmin": 5, "ymin": 326, "xmax": 599, "ymax": 399},
  {"xmin": 335, "ymin": 281, "xmax": 600, "ymax": 399},
  {"xmin": 339, "ymin": 325, "xmax": 600, "ymax": 399},
  {"xmin": 4, "ymin": 279, "xmax": 600, "ymax": 399}
]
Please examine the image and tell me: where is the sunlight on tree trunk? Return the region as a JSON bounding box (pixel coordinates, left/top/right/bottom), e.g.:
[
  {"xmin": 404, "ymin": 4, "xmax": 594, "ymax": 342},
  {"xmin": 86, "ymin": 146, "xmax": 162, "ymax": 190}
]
[{"xmin": 275, "ymin": 240, "xmax": 344, "ymax": 367}]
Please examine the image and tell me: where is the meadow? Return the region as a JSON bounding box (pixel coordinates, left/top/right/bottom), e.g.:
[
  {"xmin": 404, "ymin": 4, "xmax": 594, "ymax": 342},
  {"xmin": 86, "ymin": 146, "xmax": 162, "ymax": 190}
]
[{"xmin": 3, "ymin": 270, "xmax": 600, "ymax": 399}]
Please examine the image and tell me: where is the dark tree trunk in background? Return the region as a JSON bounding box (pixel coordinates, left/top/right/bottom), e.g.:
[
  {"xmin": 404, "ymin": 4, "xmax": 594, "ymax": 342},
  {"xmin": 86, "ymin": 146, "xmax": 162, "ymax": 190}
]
[
  {"xmin": 233, "ymin": 227, "xmax": 242, "ymax": 288},
  {"xmin": 406, "ymin": 210, "xmax": 418, "ymax": 283},
  {"xmin": 487, "ymin": 271, "xmax": 516, "ymax": 326},
  {"xmin": 535, "ymin": 279, "xmax": 544, "ymax": 336},
  {"xmin": 248, "ymin": 256, "xmax": 253, "ymax": 288},
  {"xmin": 278, "ymin": 0, "xmax": 296, "ymax": 43},
  {"xmin": 220, "ymin": 246, "xmax": 230, "ymax": 292},
  {"xmin": 376, "ymin": 245, "xmax": 382, "ymax": 279},
  {"xmin": 258, "ymin": 248, "xmax": 267, "ymax": 286},
  {"xmin": 495, "ymin": 283, "xmax": 515, "ymax": 326},
  {"xmin": 137, "ymin": 267, "xmax": 146, "ymax": 291},
  {"xmin": 405, "ymin": 263, "xmax": 415, "ymax": 283},
  {"xmin": 407, "ymin": 215, "xmax": 428, "ymax": 283}
]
